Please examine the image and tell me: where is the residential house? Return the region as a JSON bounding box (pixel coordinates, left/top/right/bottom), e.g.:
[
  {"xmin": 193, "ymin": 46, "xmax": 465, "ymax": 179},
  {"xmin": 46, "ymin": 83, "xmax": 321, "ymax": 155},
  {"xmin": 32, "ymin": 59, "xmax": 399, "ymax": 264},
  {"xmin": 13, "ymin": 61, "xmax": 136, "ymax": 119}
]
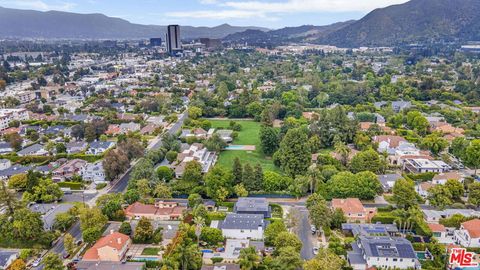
[
  {"xmin": 174, "ymin": 143, "xmax": 217, "ymax": 178},
  {"xmin": 65, "ymin": 141, "xmax": 88, "ymax": 154},
  {"xmin": 454, "ymin": 219, "xmax": 480, "ymax": 248},
  {"xmin": 0, "ymin": 109, "xmax": 29, "ymax": 130},
  {"xmin": 52, "ymin": 159, "xmax": 87, "ymax": 181},
  {"xmin": 331, "ymin": 198, "xmax": 376, "ymax": 223},
  {"xmin": 416, "ymin": 182, "xmax": 434, "ymax": 198},
  {"xmin": 374, "ymin": 135, "xmax": 407, "ymax": 155},
  {"xmin": 348, "ymin": 236, "xmax": 418, "ymax": 270},
  {"xmin": 391, "ymin": 100, "xmax": 412, "ymax": 112},
  {"xmin": 0, "ymin": 143, "xmax": 13, "ymax": 154},
  {"xmin": 194, "ymin": 128, "xmax": 208, "ymax": 139},
  {"xmin": 83, "ymin": 232, "xmax": 131, "ymax": 261},
  {"xmin": 341, "ymin": 223, "xmax": 399, "ymax": 237},
  {"xmin": 29, "ymin": 203, "xmax": 74, "ymax": 230},
  {"xmin": 87, "ymin": 141, "xmax": 116, "ymax": 155},
  {"xmin": 17, "ymin": 144, "xmax": 48, "ymax": 156},
  {"xmin": 428, "ymin": 223, "xmax": 453, "ymax": 244},
  {"xmin": 81, "ymin": 161, "xmax": 106, "ymax": 184},
  {"xmin": 432, "ymin": 171, "xmax": 464, "ymax": 185},
  {"xmin": 0, "ymin": 165, "xmax": 33, "ymax": 180},
  {"xmin": 403, "ymin": 158, "xmax": 451, "ymax": 173},
  {"xmin": 119, "ymin": 122, "xmax": 141, "ymax": 134},
  {"xmin": 203, "ymin": 239, "xmax": 264, "ymax": 264},
  {"xmin": 0, "ymin": 250, "xmax": 19, "ymax": 270},
  {"xmin": 217, "ymin": 213, "xmax": 266, "ymax": 240},
  {"xmin": 422, "ymin": 209, "xmax": 480, "ymax": 224},
  {"xmin": 105, "ymin": 124, "xmax": 121, "ymax": 135},
  {"xmin": 0, "ymin": 159, "xmax": 11, "ymax": 171},
  {"xmin": 377, "ymin": 174, "xmax": 403, "ymax": 192},
  {"xmin": 217, "ymin": 130, "xmax": 234, "ymax": 143},
  {"xmin": 234, "ymin": 197, "xmax": 271, "ymax": 218},
  {"xmin": 124, "ymin": 201, "xmax": 185, "ymax": 221},
  {"xmin": 140, "ymin": 124, "xmax": 159, "ymax": 135},
  {"xmin": 201, "ymin": 265, "xmax": 240, "ymax": 270}
]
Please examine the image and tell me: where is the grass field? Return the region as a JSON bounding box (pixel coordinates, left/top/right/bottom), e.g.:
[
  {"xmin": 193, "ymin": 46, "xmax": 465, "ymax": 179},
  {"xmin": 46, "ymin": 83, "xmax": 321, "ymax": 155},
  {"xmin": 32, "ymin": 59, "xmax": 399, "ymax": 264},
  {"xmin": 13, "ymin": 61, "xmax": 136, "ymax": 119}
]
[{"xmin": 209, "ymin": 119, "xmax": 279, "ymax": 172}]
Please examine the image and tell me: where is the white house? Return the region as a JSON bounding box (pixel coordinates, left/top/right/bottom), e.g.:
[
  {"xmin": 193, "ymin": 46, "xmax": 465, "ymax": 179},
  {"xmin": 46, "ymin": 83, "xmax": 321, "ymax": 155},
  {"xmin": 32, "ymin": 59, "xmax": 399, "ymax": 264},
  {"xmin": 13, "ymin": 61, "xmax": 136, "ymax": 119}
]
[
  {"xmin": 81, "ymin": 162, "xmax": 106, "ymax": 184},
  {"xmin": 454, "ymin": 219, "xmax": 480, "ymax": 248},
  {"xmin": 0, "ymin": 109, "xmax": 29, "ymax": 130},
  {"xmin": 86, "ymin": 141, "xmax": 116, "ymax": 155},
  {"xmin": 0, "ymin": 159, "xmax": 11, "ymax": 171},
  {"xmin": 403, "ymin": 158, "xmax": 451, "ymax": 173},
  {"xmin": 0, "ymin": 250, "xmax": 19, "ymax": 270},
  {"xmin": 217, "ymin": 214, "xmax": 265, "ymax": 240}
]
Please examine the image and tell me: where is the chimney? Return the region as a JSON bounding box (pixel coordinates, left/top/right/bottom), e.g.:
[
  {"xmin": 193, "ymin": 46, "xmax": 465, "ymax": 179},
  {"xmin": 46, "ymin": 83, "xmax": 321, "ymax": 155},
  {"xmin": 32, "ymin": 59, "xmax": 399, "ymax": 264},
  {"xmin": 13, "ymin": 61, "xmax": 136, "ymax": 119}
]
[
  {"xmin": 110, "ymin": 229, "xmax": 114, "ymax": 235},
  {"xmin": 117, "ymin": 238, "xmax": 122, "ymax": 244}
]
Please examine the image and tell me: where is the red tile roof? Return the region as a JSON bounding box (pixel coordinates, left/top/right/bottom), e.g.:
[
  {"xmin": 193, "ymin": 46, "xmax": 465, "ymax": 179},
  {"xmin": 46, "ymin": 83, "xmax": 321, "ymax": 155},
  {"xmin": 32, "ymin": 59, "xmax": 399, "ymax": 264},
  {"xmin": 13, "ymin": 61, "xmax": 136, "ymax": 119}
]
[
  {"xmin": 83, "ymin": 232, "xmax": 130, "ymax": 261},
  {"xmin": 428, "ymin": 223, "xmax": 446, "ymax": 232},
  {"xmin": 462, "ymin": 219, "xmax": 480, "ymax": 238}
]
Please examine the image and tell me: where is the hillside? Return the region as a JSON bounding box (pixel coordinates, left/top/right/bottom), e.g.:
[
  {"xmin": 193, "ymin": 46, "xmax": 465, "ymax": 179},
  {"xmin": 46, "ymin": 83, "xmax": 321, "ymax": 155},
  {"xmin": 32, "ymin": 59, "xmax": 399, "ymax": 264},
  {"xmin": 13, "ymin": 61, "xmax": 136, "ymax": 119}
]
[
  {"xmin": 321, "ymin": 0, "xmax": 480, "ymax": 47},
  {"xmin": 0, "ymin": 7, "xmax": 267, "ymax": 39}
]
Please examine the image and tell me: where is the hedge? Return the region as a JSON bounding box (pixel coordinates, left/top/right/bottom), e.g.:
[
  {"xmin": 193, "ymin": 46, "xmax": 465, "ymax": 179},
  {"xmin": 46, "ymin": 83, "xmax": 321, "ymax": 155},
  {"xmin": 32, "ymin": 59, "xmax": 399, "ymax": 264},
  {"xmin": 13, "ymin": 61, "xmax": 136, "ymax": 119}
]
[
  {"xmin": 371, "ymin": 213, "xmax": 396, "ymax": 224},
  {"xmin": 207, "ymin": 212, "xmax": 227, "ymax": 221},
  {"xmin": 0, "ymin": 153, "xmax": 103, "ymax": 165},
  {"xmin": 405, "ymin": 172, "xmax": 437, "ymax": 182},
  {"xmin": 58, "ymin": 182, "xmax": 84, "ymax": 190}
]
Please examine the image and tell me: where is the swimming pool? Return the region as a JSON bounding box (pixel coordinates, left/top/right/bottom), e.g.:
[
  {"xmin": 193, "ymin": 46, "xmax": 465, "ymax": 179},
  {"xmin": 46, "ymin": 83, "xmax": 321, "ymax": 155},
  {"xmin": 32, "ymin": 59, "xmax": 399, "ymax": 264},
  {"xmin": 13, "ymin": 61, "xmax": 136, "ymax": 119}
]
[
  {"xmin": 225, "ymin": 145, "xmax": 245, "ymax": 150},
  {"xmin": 132, "ymin": 256, "xmax": 161, "ymax": 261}
]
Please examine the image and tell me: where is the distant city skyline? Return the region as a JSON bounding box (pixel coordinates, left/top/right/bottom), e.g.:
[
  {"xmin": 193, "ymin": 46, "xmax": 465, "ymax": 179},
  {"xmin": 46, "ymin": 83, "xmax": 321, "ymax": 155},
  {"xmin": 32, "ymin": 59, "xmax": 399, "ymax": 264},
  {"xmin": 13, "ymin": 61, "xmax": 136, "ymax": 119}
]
[{"xmin": 0, "ymin": 0, "xmax": 410, "ymax": 29}]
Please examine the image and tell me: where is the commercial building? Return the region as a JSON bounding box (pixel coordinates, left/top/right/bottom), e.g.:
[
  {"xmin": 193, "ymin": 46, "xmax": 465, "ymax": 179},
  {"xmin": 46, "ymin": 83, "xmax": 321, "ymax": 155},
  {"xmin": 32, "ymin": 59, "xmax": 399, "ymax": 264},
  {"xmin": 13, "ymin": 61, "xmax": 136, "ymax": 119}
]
[{"xmin": 166, "ymin": 25, "xmax": 182, "ymax": 56}]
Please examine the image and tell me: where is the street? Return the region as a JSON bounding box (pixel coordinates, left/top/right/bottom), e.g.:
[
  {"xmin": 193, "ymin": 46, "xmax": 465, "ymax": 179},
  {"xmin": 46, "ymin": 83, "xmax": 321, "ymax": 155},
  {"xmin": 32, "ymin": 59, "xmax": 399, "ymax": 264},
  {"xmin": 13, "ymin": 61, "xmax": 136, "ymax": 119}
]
[{"xmin": 297, "ymin": 206, "xmax": 315, "ymax": 260}]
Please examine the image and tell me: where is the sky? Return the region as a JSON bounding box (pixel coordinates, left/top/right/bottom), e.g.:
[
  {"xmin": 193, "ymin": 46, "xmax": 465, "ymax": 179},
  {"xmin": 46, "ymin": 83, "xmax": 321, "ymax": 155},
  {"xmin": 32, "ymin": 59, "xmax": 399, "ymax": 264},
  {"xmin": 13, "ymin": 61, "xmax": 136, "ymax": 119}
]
[{"xmin": 0, "ymin": 0, "xmax": 410, "ymax": 28}]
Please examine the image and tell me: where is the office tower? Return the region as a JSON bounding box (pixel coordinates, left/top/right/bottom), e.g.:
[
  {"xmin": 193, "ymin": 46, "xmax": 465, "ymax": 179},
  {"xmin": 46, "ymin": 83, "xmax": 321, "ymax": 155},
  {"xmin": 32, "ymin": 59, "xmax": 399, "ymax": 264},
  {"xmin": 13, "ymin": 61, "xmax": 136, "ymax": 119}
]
[
  {"xmin": 150, "ymin": 38, "xmax": 162, "ymax": 47},
  {"xmin": 166, "ymin": 25, "xmax": 181, "ymax": 55}
]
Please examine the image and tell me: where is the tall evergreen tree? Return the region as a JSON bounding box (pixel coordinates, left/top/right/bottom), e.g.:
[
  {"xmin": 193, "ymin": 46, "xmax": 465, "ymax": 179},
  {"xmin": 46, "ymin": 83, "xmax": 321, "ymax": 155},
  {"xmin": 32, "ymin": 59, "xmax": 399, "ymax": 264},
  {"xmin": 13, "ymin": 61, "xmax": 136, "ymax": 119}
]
[
  {"xmin": 253, "ymin": 164, "xmax": 264, "ymax": 191},
  {"xmin": 232, "ymin": 157, "xmax": 243, "ymax": 185},
  {"xmin": 242, "ymin": 164, "xmax": 256, "ymax": 192}
]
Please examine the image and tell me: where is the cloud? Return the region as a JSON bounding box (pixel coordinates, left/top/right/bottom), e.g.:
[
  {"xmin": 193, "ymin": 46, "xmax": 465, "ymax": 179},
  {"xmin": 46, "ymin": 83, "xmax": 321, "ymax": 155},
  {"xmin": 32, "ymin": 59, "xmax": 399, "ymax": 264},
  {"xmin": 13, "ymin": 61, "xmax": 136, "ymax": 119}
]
[
  {"xmin": 199, "ymin": 0, "xmax": 218, "ymax": 4},
  {"xmin": 0, "ymin": 0, "xmax": 76, "ymax": 11},
  {"xmin": 222, "ymin": 0, "xmax": 410, "ymax": 13}
]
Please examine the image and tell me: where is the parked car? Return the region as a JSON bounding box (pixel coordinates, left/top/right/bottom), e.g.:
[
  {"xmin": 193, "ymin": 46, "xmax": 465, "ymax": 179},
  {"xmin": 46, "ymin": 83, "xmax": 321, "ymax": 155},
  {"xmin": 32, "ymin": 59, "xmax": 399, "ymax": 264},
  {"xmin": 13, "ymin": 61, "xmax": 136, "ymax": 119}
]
[{"xmin": 313, "ymin": 247, "xmax": 319, "ymax": 255}]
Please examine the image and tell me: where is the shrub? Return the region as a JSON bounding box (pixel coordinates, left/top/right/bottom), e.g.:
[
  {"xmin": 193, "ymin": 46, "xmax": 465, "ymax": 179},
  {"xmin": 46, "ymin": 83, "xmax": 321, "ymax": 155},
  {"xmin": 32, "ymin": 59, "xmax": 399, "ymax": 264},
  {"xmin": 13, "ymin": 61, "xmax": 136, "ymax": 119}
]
[
  {"xmin": 58, "ymin": 182, "xmax": 83, "ymax": 190},
  {"xmin": 371, "ymin": 213, "xmax": 396, "ymax": 224}
]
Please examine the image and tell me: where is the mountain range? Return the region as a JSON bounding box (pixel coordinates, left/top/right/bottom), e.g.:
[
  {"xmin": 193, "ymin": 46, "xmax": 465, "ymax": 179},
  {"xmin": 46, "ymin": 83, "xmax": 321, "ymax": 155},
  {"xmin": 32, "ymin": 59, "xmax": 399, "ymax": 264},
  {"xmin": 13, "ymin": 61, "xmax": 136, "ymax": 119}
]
[
  {"xmin": 1, "ymin": 0, "xmax": 480, "ymax": 46},
  {"xmin": 0, "ymin": 6, "xmax": 267, "ymax": 40}
]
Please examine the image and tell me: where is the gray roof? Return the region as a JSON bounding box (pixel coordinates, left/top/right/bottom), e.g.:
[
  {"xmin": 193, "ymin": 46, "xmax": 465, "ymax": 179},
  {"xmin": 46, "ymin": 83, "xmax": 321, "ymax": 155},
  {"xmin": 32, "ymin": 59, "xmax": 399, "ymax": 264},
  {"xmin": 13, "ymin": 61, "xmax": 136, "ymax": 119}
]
[
  {"xmin": 347, "ymin": 251, "xmax": 367, "ymax": 265},
  {"xmin": 29, "ymin": 203, "xmax": 74, "ymax": 230},
  {"xmin": 0, "ymin": 251, "xmax": 18, "ymax": 268},
  {"xmin": 76, "ymin": 261, "xmax": 145, "ymax": 270},
  {"xmin": 89, "ymin": 141, "xmax": 115, "ymax": 149},
  {"xmin": 342, "ymin": 223, "xmax": 398, "ymax": 236},
  {"xmin": 378, "ymin": 174, "xmax": 403, "ymax": 189},
  {"xmin": 17, "ymin": 144, "xmax": 44, "ymax": 155},
  {"xmin": 220, "ymin": 213, "xmax": 265, "ymax": 230},
  {"xmin": 0, "ymin": 165, "xmax": 32, "ymax": 177},
  {"xmin": 359, "ymin": 236, "xmax": 416, "ymax": 259},
  {"xmin": 234, "ymin": 197, "xmax": 269, "ymax": 213}
]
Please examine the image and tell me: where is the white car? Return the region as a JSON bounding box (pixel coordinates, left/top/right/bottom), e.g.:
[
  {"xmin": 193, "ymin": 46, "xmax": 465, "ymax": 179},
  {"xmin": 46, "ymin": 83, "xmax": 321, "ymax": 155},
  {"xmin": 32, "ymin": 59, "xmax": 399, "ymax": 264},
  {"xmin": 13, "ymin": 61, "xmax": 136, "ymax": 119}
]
[
  {"xmin": 313, "ymin": 247, "xmax": 319, "ymax": 255},
  {"xmin": 32, "ymin": 259, "xmax": 41, "ymax": 267}
]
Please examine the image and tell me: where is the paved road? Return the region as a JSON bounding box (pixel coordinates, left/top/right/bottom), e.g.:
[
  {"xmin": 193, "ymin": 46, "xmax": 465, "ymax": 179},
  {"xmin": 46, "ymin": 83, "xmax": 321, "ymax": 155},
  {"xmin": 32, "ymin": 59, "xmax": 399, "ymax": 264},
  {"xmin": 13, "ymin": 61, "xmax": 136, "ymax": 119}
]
[{"xmin": 297, "ymin": 206, "xmax": 315, "ymax": 260}]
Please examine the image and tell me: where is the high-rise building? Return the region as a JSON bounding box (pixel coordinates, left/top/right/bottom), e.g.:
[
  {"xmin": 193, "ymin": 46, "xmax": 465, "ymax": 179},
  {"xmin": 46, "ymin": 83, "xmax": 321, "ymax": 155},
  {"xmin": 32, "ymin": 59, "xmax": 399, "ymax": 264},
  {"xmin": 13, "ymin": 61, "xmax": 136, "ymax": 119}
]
[
  {"xmin": 166, "ymin": 25, "xmax": 181, "ymax": 55},
  {"xmin": 150, "ymin": 38, "xmax": 162, "ymax": 47}
]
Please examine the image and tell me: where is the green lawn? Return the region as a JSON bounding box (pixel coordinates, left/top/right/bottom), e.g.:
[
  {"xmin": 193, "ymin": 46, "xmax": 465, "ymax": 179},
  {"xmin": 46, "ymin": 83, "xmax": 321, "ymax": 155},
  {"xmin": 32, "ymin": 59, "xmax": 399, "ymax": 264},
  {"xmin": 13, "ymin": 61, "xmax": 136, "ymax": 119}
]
[
  {"xmin": 141, "ymin": 247, "xmax": 161, "ymax": 256},
  {"xmin": 209, "ymin": 119, "xmax": 280, "ymax": 172}
]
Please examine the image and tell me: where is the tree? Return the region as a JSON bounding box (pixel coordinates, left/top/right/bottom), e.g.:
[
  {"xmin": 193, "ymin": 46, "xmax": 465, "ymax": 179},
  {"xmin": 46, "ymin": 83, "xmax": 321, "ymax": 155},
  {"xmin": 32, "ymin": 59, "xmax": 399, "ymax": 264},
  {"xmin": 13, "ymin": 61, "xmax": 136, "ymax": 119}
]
[
  {"xmin": 42, "ymin": 253, "xmax": 64, "ymax": 270},
  {"xmin": 79, "ymin": 206, "xmax": 108, "ymax": 234},
  {"xmin": 8, "ymin": 173, "xmax": 27, "ymax": 190},
  {"xmin": 96, "ymin": 194, "xmax": 124, "ymax": 221},
  {"xmin": 205, "ymin": 133, "xmax": 227, "ymax": 152},
  {"xmin": 55, "ymin": 143, "xmax": 66, "ymax": 154},
  {"xmin": 450, "ymin": 137, "xmax": 469, "ymax": 161},
  {"xmin": 273, "ymin": 232, "xmax": 302, "ymax": 252},
  {"xmin": 103, "ymin": 149, "xmax": 130, "ymax": 181},
  {"xmin": 253, "ymin": 164, "xmax": 263, "ymax": 191},
  {"xmin": 183, "ymin": 161, "xmax": 203, "ymax": 182},
  {"xmin": 428, "ymin": 185, "xmax": 453, "ymax": 209},
  {"xmin": 406, "ymin": 111, "xmax": 429, "ymax": 135},
  {"xmin": 5, "ymin": 132, "xmax": 23, "ymax": 151},
  {"xmin": 135, "ymin": 179, "xmax": 151, "ymax": 198},
  {"xmin": 130, "ymin": 158, "xmax": 158, "ymax": 183},
  {"xmin": 242, "ymin": 164, "xmax": 255, "ymax": 192},
  {"xmin": 64, "ymin": 233, "xmax": 75, "ymax": 255},
  {"xmin": 306, "ymin": 194, "xmax": 332, "ymax": 230},
  {"xmin": 8, "ymin": 259, "xmax": 26, "ymax": 270},
  {"xmin": 53, "ymin": 212, "xmax": 75, "ymax": 232},
  {"xmin": 22, "ymin": 179, "xmax": 63, "ymax": 203},
  {"xmin": 468, "ymin": 182, "xmax": 480, "ymax": 206},
  {"xmin": 304, "ymin": 249, "xmax": 345, "ymax": 270},
  {"xmin": 154, "ymin": 182, "xmax": 172, "ymax": 198},
  {"xmin": 232, "ymin": 157, "xmax": 243, "ymax": 185},
  {"xmin": 392, "ymin": 178, "xmax": 419, "ymax": 209},
  {"xmin": 275, "ymin": 128, "xmax": 311, "ymax": 177},
  {"xmin": 134, "ymin": 217, "xmax": 154, "ymax": 243},
  {"xmin": 259, "ymin": 125, "xmax": 279, "ymax": 156},
  {"xmin": 238, "ymin": 247, "xmax": 260, "ymax": 270},
  {"xmin": 0, "ymin": 181, "xmax": 21, "ymax": 214},
  {"xmin": 466, "ymin": 140, "xmax": 480, "ymax": 174},
  {"xmin": 118, "ymin": 138, "xmax": 144, "ymax": 160},
  {"xmin": 11, "ymin": 208, "xmax": 45, "ymax": 241},
  {"xmin": 264, "ymin": 220, "xmax": 287, "ymax": 246},
  {"xmin": 124, "ymin": 189, "xmax": 140, "ymax": 204},
  {"xmin": 234, "ymin": 184, "xmax": 248, "ymax": 197},
  {"xmin": 445, "ymin": 179, "xmax": 464, "ymax": 201},
  {"xmin": 200, "ymin": 227, "xmax": 223, "ymax": 245},
  {"xmin": 349, "ymin": 149, "xmax": 387, "ymax": 174},
  {"xmin": 327, "ymin": 171, "xmax": 381, "ymax": 200},
  {"xmin": 334, "ymin": 141, "xmax": 350, "ymax": 166},
  {"xmin": 274, "ymin": 246, "xmax": 303, "ymax": 270},
  {"xmin": 119, "ymin": 222, "xmax": 132, "ymax": 235},
  {"xmin": 188, "ymin": 193, "xmax": 203, "ymax": 208},
  {"xmin": 157, "ymin": 166, "xmax": 174, "ymax": 182},
  {"xmin": 188, "ymin": 106, "xmax": 203, "ymax": 120},
  {"xmin": 421, "ymin": 133, "xmax": 448, "ymax": 156},
  {"xmin": 70, "ymin": 124, "xmax": 84, "ymax": 140},
  {"xmin": 205, "ymin": 167, "xmax": 234, "ymax": 202},
  {"xmin": 166, "ymin": 150, "xmax": 178, "ymax": 163},
  {"xmin": 330, "ymin": 208, "xmax": 347, "ymax": 229},
  {"xmin": 263, "ymin": 171, "xmax": 292, "ymax": 192},
  {"xmin": 162, "ymin": 133, "xmax": 180, "ymax": 152},
  {"xmin": 440, "ymin": 214, "xmax": 469, "ymax": 229}
]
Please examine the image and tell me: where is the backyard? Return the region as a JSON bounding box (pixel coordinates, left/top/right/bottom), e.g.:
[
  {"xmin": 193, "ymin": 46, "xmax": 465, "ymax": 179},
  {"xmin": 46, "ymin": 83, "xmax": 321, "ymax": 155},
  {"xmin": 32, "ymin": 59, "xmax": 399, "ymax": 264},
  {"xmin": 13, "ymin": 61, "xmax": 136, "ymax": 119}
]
[{"xmin": 209, "ymin": 119, "xmax": 279, "ymax": 172}]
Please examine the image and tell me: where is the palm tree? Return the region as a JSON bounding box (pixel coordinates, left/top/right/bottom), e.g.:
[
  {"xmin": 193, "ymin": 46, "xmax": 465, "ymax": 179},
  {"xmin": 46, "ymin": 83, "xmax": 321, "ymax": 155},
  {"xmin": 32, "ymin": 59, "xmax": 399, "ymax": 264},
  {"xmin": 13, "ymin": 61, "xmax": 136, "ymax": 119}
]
[
  {"xmin": 177, "ymin": 241, "xmax": 200, "ymax": 270},
  {"xmin": 239, "ymin": 247, "xmax": 259, "ymax": 270},
  {"xmin": 192, "ymin": 216, "xmax": 205, "ymax": 243},
  {"xmin": 334, "ymin": 141, "xmax": 350, "ymax": 166}
]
